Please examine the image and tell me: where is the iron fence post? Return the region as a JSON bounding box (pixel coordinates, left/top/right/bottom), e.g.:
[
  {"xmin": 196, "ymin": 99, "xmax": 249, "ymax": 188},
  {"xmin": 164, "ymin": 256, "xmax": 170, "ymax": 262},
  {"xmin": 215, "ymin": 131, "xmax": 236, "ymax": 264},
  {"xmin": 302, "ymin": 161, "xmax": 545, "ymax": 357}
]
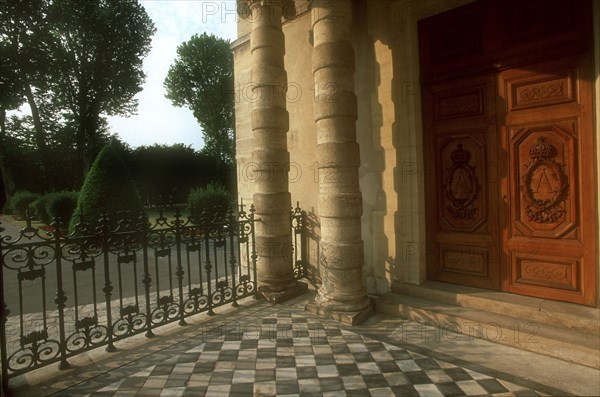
[
  {"xmin": 101, "ymin": 215, "xmax": 116, "ymax": 352},
  {"xmin": 249, "ymin": 205, "xmax": 258, "ymax": 299},
  {"xmin": 230, "ymin": 209, "xmax": 238, "ymax": 308},
  {"xmin": 174, "ymin": 209, "xmax": 186, "ymax": 326},
  {"xmin": 52, "ymin": 221, "xmax": 70, "ymax": 369},
  {"xmin": 0, "ymin": 222, "xmax": 10, "ymax": 395},
  {"xmin": 141, "ymin": 217, "xmax": 154, "ymax": 337},
  {"xmin": 300, "ymin": 209, "xmax": 308, "ymax": 278},
  {"xmin": 205, "ymin": 213, "xmax": 214, "ymax": 316}
]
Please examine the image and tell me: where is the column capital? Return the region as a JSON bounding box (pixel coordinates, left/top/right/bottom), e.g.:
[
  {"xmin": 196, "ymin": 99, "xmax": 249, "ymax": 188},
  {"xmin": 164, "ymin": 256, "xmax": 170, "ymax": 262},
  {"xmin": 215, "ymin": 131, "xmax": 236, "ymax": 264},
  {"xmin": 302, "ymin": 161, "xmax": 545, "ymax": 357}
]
[{"xmin": 237, "ymin": 0, "xmax": 297, "ymax": 20}]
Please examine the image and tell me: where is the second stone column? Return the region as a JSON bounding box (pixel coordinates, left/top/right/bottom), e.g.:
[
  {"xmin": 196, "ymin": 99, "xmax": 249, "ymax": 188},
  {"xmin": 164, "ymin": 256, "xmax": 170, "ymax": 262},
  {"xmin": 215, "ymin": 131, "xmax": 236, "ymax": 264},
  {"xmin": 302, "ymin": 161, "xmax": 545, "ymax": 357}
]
[{"xmin": 308, "ymin": 0, "xmax": 373, "ymax": 324}]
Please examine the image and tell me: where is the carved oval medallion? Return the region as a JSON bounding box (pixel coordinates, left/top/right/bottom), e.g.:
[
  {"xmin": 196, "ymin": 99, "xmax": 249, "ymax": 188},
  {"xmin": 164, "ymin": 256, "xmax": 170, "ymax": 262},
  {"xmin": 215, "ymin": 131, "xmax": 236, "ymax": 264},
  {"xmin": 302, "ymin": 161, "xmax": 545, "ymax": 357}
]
[
  {"xmin": 522, "ymin": 137, "xmax": 569, "ymax": 223},
  {"xmin": 445, "ymin": 144, "xmax": 479, "ymax": 220}
]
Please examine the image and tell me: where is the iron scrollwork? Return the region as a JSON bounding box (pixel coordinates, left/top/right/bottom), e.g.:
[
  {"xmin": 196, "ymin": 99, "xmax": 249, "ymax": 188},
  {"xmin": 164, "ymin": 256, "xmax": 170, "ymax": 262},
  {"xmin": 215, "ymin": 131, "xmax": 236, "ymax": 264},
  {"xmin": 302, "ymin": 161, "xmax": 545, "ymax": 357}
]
[{"xmin": 0, "ymin": 200, "xmax": 258, "ymax": 379}]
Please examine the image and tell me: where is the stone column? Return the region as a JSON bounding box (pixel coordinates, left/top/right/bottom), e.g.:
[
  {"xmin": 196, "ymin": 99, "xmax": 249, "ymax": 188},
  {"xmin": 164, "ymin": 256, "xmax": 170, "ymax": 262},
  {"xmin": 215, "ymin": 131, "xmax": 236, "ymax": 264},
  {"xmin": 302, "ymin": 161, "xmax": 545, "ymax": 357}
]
[
  {"xmin": 238, "ymin": 0, "xmax": 306, "ymax": 302},
  {"xmin": 307, "ymin": 0, "xmax": 373, "ymax": 324}
]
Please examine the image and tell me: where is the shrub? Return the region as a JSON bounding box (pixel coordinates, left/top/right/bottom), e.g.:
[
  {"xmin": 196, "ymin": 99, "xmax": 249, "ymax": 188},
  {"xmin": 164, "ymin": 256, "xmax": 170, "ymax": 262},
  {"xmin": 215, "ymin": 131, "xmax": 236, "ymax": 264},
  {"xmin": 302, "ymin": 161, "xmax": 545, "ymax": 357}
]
[
  {"xmin": 70, "ymin": 143, "xmax": 143, "ymax": 231},
  {"xmin": 29, "ymin": 191, "xmax": 79, "ymax": 226},
  {"xmin": 187, "ymin": 182, "xmax": 232, "ymax": 222},
  {"xmin": 31, "ymin": 195, "xmax": 51, "ymax": 224},
  {"xmin": 46, "ymin": 191, "xmax": 79, "ymax": 226},
  {"xmin": 6, "ymin": 191, "xmax": 40, "ymax": 218}
]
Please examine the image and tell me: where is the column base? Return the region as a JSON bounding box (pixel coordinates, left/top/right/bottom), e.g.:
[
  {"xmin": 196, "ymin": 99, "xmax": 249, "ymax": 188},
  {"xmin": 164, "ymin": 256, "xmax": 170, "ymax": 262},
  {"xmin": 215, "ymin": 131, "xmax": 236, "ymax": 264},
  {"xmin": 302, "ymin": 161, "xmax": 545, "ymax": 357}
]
[
  {"xmin": 258, "ymin": 281, "xmax": 308, "ymax": 303},
  {"xmin": 305, "ymin": 297, "xmax": 375, "ymax": 325}
]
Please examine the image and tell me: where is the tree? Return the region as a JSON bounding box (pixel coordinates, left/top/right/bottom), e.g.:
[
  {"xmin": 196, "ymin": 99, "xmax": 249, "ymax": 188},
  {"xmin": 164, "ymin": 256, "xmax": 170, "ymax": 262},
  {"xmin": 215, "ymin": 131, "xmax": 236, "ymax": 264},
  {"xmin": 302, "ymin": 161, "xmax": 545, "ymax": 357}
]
[
  {"xmin": 0, "ymin": 52, "xmax": 19, "ymax": 202},
  {"xmin": 128, "ymin": 143, "xmax": 230, "ymax": 204},
  {"xmin": 70, "ymin": 142, "xmax": 143, "ymax": 231},
  {"xmin": 164, "ymin": 33, "xmax": 235, "ymax": 164},
  {"xmin": 0, "ymin": 0, "xmax": 52, "ymax": 197},
  {"xmin": 1, "ymin": 0, "xmax": 156, "ymax": 194},
  {"xmin": 47, "ymin": 0, "xmax": 156, "ymax": 174}
]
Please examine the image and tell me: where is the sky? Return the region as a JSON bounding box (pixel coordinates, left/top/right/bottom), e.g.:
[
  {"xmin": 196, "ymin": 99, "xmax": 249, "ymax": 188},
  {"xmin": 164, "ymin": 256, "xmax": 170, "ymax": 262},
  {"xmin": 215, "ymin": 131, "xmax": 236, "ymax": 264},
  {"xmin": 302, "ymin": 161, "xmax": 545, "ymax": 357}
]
[{"xmin": 106, "ymin": 1, "xmax": 238, "ymax": 151}]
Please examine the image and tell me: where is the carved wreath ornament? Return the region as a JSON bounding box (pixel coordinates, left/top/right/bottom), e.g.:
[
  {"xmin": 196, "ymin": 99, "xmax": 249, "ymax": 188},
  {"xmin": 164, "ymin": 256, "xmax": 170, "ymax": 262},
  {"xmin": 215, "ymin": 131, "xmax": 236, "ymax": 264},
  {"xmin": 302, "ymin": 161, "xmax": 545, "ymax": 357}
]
[
  {"xmin": 521, "ymin": 136, "xmax": 569, "ymax": 223},
  {"xmin": 444, "ymin": 143, "xmax": 479, "ymax": 220}
]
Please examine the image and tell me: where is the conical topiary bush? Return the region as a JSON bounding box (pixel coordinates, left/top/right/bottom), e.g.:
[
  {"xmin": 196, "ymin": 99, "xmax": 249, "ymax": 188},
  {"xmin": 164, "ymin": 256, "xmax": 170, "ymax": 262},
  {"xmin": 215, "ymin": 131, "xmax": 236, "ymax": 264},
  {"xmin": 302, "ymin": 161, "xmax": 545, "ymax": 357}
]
[{"xmin": 70, "ymin": 143, "xmax": 144, "ymax": 232}]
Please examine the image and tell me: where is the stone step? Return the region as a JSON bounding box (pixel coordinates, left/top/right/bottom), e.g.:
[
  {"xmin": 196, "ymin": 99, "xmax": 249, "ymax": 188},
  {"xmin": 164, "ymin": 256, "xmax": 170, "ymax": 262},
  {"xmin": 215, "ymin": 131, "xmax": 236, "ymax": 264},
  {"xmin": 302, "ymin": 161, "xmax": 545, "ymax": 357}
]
[
  {"xmin": 376, "ymin": 287, "xmax": 600, "ymax": 369},
  {"xmin": 393, "ymin": 281, "xmax": 599, "ymax": 334}
]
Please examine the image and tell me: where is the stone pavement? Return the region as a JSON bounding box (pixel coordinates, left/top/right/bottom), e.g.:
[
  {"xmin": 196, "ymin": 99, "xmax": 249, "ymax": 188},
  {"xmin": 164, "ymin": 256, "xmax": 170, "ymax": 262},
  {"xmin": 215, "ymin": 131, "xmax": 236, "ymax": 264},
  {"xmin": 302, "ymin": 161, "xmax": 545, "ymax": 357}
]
[{"xmin": 5, "ymin": 291, "xmax": 599, "ymax": 396}]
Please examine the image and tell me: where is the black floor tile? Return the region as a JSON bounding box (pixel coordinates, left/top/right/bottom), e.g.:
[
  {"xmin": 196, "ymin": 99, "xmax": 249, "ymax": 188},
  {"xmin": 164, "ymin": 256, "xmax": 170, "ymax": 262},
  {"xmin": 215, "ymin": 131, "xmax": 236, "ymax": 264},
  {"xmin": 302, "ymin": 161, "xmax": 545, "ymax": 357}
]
[
  {"xmin": 276, "ymin": 380, "xmax": 300, "ymax": 395},
  {"xmin": 296, "ymin": 366, "xmax": 318, "ymax": 380},
  {"xmin": 390, "ymin": 384, "xmax": 420, "ymax": 397},
  {"xmin": 182, "ymin": 386, "xmax": 207, "ymax": 397},
  {"xmin": 414, "ymin": 358, "xmax": 441, "ymax": 370},
  {"xmin": 177, "ymin": 353, "xmax": 201, "ymax": 363},
  {"xmin": 347, "ymin": 388, "xmax": 372, "ymax": 397},
  {"xmin": 353, "ymin": 351, "xmax": 374, "ymax": 362},
  {"xmin": 337, "ymin": 363, "xmax": 361, "ymax": 376},
  {"xmin": 150, "ymin": 364, "xmax": 174, "ymax": 376},
  {"xmin": 276, "ymin": 355, "xmax": 296, "ymax": 367},
  {"xmin": 435, "ymin": 382, "xmax": 466, "ymax": 396},
  {"xmin": 193, "ymin": 362, "xmax": 215, "ymax": 373},
  {"xmin": 389, "ymin": 350, "xmax": 412, "ymax": 360},
  {"xmin": 363, "ymin": 373, "xmax": 389, "ymax": 388},
  {"xmin": 445, "ymin": 367, "xmax": 473, "ymax": 381},
  {"xmin": 405, "ymin": 370, "xmax": 431, "ymax": 385},
  {"xmin": 365, "ymin": 341, "xmax": 386, "ymax": 352},
  {"xmin": 320, "ymin": 377, "xmax": 344, "ymax": 392},
  {"xmin": 256, "ymin": 348, "xmax": 276, "ymax": 359},
  {"xmin": 478, "ymin": 378, "xmax": 510, "ymax": 394},
  {"xmin": 240, "ymin": 339, "xmax": 258, "ymax": 349},
  {"xmin": 314, "ymin": 354, "xmax": 336, "ymax": 365},
  {"xmin": 331, "ymin": 344, "xmax": 351, "ymax": 354},
  {"xmin": 377, "ymin": 360, "xmax": 400, "ymax": 373},
  {"xmin": 218, "ymin": 350, "xmax": 238, "ymax": 360},
  {"xmin": 202, "ymin": 342, "xmax": 223, "ymax": 351},
  {"xmin": 255, "ymin": 369, "xmax": 276, "ymax": 382},
  {"xmin": 210, "ymin": 371, "xmax": 233, "ymax": 385},
  {"xmin": 230, "ymin": 382, "xmax": 254, "ymax": 395}
]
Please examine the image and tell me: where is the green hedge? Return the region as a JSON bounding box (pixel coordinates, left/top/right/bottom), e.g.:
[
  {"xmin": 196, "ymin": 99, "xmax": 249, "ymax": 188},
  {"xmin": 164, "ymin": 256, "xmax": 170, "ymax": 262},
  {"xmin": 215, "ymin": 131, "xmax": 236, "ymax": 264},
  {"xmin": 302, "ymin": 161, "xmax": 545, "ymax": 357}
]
[
  {"xmin": 30, "ymin": 195, "xmax": 51, "ymax": 223},
  {"xmin": 47, "ymin": 191, "xmax": 78, "ymax": 226},
  {"xmin": 187, "ymin": 182, "xmax": 231, "ymax": 222},
  {"xmin": 5, "ymin": 191, "xmax": 40, "ymax": 218},
  {"xmin": 70, "ymin": 143, "xmax": 143, "ymax": 231},
  {"xmin": 31, "ymin": 191, "xmax": 79, "ymax": 226}
]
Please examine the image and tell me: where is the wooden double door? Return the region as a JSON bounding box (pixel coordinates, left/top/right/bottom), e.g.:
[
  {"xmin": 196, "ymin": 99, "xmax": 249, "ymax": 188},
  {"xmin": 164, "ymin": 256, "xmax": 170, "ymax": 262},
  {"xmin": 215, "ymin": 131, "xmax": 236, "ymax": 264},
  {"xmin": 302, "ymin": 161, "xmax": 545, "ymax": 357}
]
[{"xmin": 420, "ymin": 0, "xmax": 597, "ymax": 305}]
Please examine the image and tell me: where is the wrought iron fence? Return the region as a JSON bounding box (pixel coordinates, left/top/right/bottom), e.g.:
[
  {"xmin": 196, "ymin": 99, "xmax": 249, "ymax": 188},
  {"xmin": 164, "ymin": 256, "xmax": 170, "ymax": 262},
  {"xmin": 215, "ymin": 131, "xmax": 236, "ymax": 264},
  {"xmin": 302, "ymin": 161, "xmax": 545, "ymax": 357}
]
[
  {"xmin": 0, "ymin": 202, "xmax": 257, "ymax": 385},
  {"xmin": 291, "ymin": 202, "xmax": 321, "ymax": 287}
]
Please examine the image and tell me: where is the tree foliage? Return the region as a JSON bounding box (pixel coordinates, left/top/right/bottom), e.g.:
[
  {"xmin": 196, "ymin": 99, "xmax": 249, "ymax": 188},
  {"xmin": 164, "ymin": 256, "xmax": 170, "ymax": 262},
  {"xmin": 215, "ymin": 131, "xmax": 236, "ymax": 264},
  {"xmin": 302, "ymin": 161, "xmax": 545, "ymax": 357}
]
[
  {"xmin": 70, "ymin": 142, "xmax": 143, "ymax": 230},
  {"xmin": 0, "ymin": 0, "xmax": 156, "ymax": 200},
  {"xmin": 0, "ymin": 0, "xmax": 52, "ymax": 200},
  {"xmin": 47, "ymin": 0, "xmax": 156, "ymax": 173},
  {"xmin": 164, "ymin": 33, "xmax": 235, "ymax": 164},
  {"xmin": 1, "ymin": 113, "xmax": 118, "ymax": 195},
  {"xmin": 128, "ymin": 143, "xmax": 232, "ymax": 204}
]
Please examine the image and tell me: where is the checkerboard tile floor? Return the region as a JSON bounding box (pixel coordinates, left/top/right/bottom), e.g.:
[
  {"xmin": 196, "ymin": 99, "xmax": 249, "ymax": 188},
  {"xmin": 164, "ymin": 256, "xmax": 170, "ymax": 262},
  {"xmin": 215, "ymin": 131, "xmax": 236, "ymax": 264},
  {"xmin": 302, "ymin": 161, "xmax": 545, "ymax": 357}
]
[{"xmin": 40, "ymin": 309, "xmax": 563, "ymax": 397}]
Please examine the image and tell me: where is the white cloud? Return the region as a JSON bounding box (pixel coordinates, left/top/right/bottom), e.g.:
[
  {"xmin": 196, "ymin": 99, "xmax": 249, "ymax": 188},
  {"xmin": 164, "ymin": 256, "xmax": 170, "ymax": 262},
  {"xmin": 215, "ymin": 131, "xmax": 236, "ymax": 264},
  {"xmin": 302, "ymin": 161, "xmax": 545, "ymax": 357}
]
[{"xmin": 108, "ymin": 0, "xmax": 238, "ymax": 150}]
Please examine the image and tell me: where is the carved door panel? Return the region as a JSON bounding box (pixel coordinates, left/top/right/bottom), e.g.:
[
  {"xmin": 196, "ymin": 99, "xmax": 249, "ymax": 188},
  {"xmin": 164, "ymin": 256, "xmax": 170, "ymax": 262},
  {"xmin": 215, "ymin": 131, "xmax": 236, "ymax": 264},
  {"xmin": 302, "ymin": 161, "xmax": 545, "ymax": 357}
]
[
  {"xmin": 425, "ymin": 74, "xmax": 500, "ymax": 290},
  {"xmin": 419, "ymin": 0, "xmax": 596, "ymax": 305},
  {"xmin": 498, "ymin": 55, "xmax": 597, "ymax": 305}
]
